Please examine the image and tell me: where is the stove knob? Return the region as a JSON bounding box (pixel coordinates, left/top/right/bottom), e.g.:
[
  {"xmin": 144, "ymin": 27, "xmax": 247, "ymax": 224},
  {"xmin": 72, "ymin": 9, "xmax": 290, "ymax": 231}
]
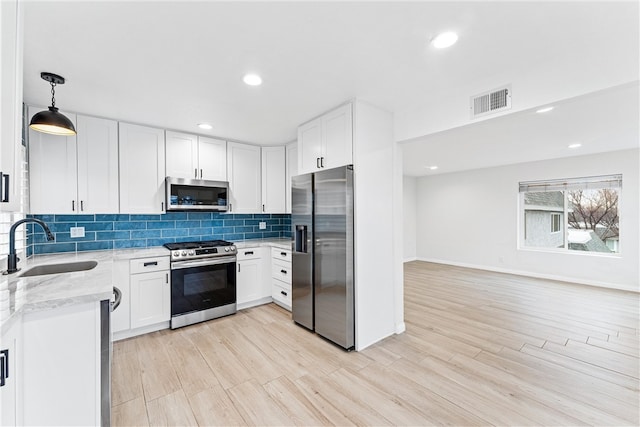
[
  {"xmin": 181, "ymin": 251, "xmax": 187, "ymax": 256},
  {"xmin": 188, "ymin": 250, "xmax": 195, "ymax": 256},
  {"xmin": 230, "ymin": 245, "xmax": 236, "ymax": 251},
  {"xmin": 173, "ymin": 251, "xmax": 180, "ymax": 258},
  {"xmin": 224, "ymin": 247, "xmax": 230, "ymax": 252}
]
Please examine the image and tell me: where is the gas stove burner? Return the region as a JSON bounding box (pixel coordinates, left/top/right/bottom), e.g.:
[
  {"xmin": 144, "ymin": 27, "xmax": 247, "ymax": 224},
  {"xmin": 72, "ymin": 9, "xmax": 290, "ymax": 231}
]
[{"xmin": 164, "ymin": 240, "xmax": 237, "ymax": 261}]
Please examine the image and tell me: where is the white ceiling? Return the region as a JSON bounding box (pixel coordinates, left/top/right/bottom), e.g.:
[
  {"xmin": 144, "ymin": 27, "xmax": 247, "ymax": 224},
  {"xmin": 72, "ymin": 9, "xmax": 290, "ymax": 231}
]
[{"xmin": 22, "ymin": 1, "xmax": 639, "ymax": 174}]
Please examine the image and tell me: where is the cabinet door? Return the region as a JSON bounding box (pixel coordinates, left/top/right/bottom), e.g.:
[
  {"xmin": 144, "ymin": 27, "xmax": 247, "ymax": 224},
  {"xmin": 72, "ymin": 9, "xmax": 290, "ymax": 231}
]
[
  {"xmin": 0, "ymin": 0, "xmax": 23, "ymax": 212},
  {"xmin": 236, "ymin": 257, "xmax": 262, "ymax": 305},
  {"xmin": 130, "ymin": 270, "xmax": 170, "ymax": 328},
  {"xmin": 119, "ymin": 123, "xmax": 166, "ymax": 213},
  {"xmin": 261, "ymin": 146, "xmax": 285, "ymax": 213},
  {"xmin": 0, "ymin": 316, "xmax": 20, "ymax": 426},
  {"xmin": 76, "ymin": 115, "xmax": 119, "ymax": 213},
  {"xmin": 165, "ymin": 131, "xmax": 198, "ymax": 179},
  {"xmin": 285, "ymin": 142, "xmax": 298, "ymax": 213},
  {"xmin": 322, "ymin": 103, "xmax": 353, "ymax": 170},
  {"xmin": 297, "ymin": 117, "xmax": 322, "ymax": 174},
  {"xmin": 227, "ymin": 142, "xmax": 261, "ymax": 213},
  {"xmin": 198, "ymin": 137, "xmax": 227, "ymax": 181},
  {"xmin": 28, "ymin": 106, "xmax": 78, "ymax": 214}
]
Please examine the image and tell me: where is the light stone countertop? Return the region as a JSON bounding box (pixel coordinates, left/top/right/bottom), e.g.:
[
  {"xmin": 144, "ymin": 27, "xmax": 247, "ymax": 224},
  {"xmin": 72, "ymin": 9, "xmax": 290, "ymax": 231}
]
[
  {"xmin": 235, "ymin": 237, "xmax": 292, "ymax": 250},
  {"xmin": 0, "ymin": 247, "xmax": 169, "ymax": 334},
  {"xmin": 0, "ymin": 239, "xmax": 291, "ymax": 333}
]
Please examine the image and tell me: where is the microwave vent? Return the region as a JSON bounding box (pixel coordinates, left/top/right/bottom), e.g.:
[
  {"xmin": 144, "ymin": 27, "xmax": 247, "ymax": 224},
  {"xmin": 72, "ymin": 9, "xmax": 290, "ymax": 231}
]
[{"xmin": 470, "ymin": 85, "xmax": 512, "ymax": 119}]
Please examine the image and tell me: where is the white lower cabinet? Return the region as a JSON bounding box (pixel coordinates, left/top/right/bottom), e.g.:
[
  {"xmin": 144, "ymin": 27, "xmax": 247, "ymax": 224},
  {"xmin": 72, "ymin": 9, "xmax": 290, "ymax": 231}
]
[
  {"xmin": 0, "ymin": 317, "xmax": 21, "ymax": 426},
  {"xmin": 22, "ymin": 301, "xmax": 102, "ymax": 426},
  {"xmin": 130, "ymin": 257, "xmax": 170, "ymax": 329},
  {"xmin": 236, "ymin": 247, "xmax": 271, "ymax": 309},
  {"xmin": 271, "ymin": 247, "xmax": 292, "ymax": 311}
]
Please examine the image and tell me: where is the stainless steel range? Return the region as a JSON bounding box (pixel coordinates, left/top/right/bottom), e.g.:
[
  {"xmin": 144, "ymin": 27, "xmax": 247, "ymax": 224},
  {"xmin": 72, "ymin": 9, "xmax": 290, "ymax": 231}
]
[{"xmin": 164, "ymin": 240, "xmax": 237, "ymax": 329}]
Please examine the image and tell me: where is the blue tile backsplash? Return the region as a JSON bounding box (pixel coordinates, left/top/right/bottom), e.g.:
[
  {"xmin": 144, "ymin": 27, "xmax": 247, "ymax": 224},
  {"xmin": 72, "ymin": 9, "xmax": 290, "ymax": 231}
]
[{"xmin": 27, "ymin": 212, "xmax": 292, "ymax": 256}]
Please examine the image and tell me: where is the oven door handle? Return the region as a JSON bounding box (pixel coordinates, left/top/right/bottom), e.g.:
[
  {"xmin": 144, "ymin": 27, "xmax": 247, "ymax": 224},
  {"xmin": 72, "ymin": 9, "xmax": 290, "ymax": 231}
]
[{"xmin": 171, "ymin": 257, "xmax": 237, "ymax": 270}]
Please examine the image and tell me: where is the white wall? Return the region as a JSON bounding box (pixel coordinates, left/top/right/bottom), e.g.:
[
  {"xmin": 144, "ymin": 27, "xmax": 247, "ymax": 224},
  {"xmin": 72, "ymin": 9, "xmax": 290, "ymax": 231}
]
[
  {"xmin": 403, "ymin": 176, "xmax": 417, "ymax": 261},
  {"xmin": 415, "ymin": 149, "xmax": 639, "ymax": 292},
  {"xmin": 353, "ymin": 100, "xmax": 402, "ymax": 350}
]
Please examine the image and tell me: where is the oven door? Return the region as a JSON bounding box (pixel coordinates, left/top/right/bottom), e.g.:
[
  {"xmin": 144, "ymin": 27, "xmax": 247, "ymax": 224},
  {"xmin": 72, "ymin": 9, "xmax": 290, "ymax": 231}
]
[{"xmin": 170, "ymin": 257, "xmax": 236, "ymax": 318}]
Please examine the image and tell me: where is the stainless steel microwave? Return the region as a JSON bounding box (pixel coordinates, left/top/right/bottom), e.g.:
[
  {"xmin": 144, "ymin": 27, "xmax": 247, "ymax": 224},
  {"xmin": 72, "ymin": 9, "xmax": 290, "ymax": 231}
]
[{"xmin": 165, "ymin": 177, "xmax": 229, "ymax": 211}]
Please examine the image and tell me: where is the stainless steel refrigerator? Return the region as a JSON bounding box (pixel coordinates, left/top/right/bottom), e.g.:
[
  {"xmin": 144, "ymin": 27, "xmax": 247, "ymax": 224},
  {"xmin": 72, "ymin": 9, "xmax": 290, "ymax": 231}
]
[{"xmin": 291, "ymin": 165, "xmax": 355, "ymax": 350}]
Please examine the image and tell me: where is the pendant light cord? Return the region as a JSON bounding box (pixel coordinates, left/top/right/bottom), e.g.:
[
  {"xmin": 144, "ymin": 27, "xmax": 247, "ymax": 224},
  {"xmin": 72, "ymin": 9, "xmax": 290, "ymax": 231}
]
[{"xmin": 50, "ymin": 82, "xmax": 56, "ymax": 108}]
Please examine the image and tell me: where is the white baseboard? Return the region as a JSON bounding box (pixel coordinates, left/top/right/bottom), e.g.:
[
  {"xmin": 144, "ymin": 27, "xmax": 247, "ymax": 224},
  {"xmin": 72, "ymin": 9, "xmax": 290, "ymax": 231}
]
[{"xmin": 416, "ymin": 257, "xmax": 638, "ymax": 293}]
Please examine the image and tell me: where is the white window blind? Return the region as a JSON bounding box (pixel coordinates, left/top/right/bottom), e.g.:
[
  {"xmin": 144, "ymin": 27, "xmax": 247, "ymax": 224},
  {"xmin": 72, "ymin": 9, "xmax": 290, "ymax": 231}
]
[{"xmin": 519, "ymin": 174, "xmax": 622, "ymax": 193}]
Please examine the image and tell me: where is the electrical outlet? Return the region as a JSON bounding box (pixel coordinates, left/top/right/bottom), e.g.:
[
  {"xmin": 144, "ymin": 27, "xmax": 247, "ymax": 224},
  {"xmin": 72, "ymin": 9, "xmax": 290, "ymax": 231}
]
[
  {"xmin": 259, "ymin": 221, "xmax": 267, "ymax": 230},
  {"xmin": 70, "ymin": 227, "xmax": 85, "ymax": 238}
]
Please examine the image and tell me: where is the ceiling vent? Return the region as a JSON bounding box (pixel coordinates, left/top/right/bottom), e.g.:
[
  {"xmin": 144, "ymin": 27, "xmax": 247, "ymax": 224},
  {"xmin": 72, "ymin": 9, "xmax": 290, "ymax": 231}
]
[{"xmin": 470, "ymin": 85, "xmax": 512, "ymax": 119}]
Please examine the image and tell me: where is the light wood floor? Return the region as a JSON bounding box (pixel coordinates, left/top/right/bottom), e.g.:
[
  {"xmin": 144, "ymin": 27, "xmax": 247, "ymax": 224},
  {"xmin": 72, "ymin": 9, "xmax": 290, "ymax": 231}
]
[{"xmin": 112, "ymin": 261, "xmax": 640, "ymax": 426}]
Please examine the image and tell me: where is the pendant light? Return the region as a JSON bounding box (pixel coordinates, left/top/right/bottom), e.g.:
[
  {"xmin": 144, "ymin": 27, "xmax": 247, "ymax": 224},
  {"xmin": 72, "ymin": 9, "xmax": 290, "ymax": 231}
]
[{"xmin": 29, "ymin": 72, "xmax": 76, "ymax": 136}]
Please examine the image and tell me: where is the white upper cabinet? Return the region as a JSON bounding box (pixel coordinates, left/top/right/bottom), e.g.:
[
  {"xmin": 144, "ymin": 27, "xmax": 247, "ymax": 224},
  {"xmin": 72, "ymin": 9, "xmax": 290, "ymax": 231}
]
[
  {"xmin": 119, "ymin": 123, "xmax": 166, "ymax": 213},
  {"xmin": 165, "ymin": 131, "xmax": 198, "ymax": 179},
  {"xmin": 29, "ymin": 110, "xmax": 119, "ymax": 214},
  {"xmin": 227, "ymin": 142, "xmax": 261, "ymax": 213},
  {"xmin": 285, "ymin": 142, "xmax": 298, "ymax": 213},
  {"xmin": 298, "ymin": 103, "xmax": 353, "ymax": 175},
  {"xmin": 76, "ymin": 115, "xmax": 119, "ymax": 213},
  {"xmin": 261, "ymin": 146, "xmax": 286, "ymax": 213},
  {"xmin": 28, "ymin": 106, "xmax": 78, "ymax": 214},
  {"xmin": 198, "ymin": 136, "xmax": 227, "ymax": 181},
  {"xmin": 0, "ymin": 0, "xmax": 23, "ymax": 212},
  {"xmin": 165, "ymin": 131, "xmax": 227, "ymax": 181}
]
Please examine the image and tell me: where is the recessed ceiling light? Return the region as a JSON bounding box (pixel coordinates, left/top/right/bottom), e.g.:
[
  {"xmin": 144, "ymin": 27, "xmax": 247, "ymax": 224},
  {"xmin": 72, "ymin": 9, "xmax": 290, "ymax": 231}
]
[
  {"xmin": 426, "ymin": 165, "xmax": 438, "ymax": 170},
  {"xmin": 536, "ymin": 106, "xmax": 554, "ymax": 113},
  {"xmin": 432, "ymin": 32, "xmax": 458, "ymax": 49},
  {"xmin": 243, "ymin": 74, "xmax": 262, "ymax": 86},
  {"xmin": 198, "ymin": 123, "xmax": 213, "ymax": 130},
  {"xmin": 568, "ymin": 143, "xmax": 582, "ymax": 149}
]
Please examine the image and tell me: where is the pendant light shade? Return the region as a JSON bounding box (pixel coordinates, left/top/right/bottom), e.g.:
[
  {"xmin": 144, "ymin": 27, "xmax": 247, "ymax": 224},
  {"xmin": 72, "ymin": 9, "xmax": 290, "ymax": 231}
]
[{"xmin": 29, "ymin": 72, "xmax": 76, "ymax": 136}]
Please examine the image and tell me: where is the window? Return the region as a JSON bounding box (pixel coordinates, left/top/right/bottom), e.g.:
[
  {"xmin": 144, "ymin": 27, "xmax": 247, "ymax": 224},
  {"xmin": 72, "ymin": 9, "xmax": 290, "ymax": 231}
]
[
  {"xmin": 519, "ymin": 175, "xmax": 621, "ymax": 254},
  {"xmin": 551, "ymin": 213, "xmax": 561, "ymax": 233}
]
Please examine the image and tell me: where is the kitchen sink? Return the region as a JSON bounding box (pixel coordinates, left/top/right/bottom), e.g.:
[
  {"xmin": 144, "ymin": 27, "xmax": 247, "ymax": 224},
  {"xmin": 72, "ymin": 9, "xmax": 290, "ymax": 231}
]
[{"xmin": 19, "ymin": 260, "xmax": 98, "ymax": 277}]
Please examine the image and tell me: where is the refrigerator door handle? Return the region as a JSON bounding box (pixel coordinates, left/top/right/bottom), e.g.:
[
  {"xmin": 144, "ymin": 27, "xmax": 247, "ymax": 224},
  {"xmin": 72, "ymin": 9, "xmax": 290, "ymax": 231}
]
[{"xmin": 295, "ymin": 225, "xmax": 308, "ymax": 253}]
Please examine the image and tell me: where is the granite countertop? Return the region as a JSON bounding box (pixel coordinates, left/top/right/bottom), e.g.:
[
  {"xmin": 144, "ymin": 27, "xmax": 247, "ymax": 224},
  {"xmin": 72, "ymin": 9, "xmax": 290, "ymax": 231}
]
[
  {"xmin": 0, "ymin": 239, "xmax": 291, "ymax": 333},
  {"xmin": 0, "ymin": 247, "xmax": 169, "ymax": 333},
  {"xmin": 235, "ymin": 237, "xmax": 292, "ymax": 250}
]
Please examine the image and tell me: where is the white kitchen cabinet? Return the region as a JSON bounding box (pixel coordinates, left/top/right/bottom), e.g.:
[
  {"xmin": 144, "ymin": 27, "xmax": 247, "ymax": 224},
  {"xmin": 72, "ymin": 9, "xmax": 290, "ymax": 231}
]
[
  {"xmin": 271, "ymin": 247, "xmax": 292, "ymax": 311},
  {"xmin": 0, "ymin": 316, "xmax": 21, "ymax": 426},
  {"xmin": 29, "ymin": 111, "xmax": 119, "ymax": 214},
  {"xmin": 119, "ymin": 123, "xmax": 166, "ymax": 213},
  {"xmin": 165, "ymin": 132, "xmax": 227, "ymax": 181},
  {"xmin": 227, "ymin": 142, "xmax": 261, "ymax": 213},
  {"xmin": 22, "ymin": 301, "xmax": 103, "ymax": 426},
  {"xmin": 261, "ymin": 146, "xmax": 286, "ymax": 213},
  {"xmin": 0, "ymin": 0, "xmax": 23, "ymax": 213},
  {"xmin": 298, "ymin": 103, "xmax": 352, "ymax": 175},
  {"xmin": 236, "ymin": 247, "xmax": 271, "ymax": 309},
  {"xmin": 129, "ymin": 256, "xmax": 170, "ymax": 329},
  {"xmin": 76, "ymin": 115, "xmax": 119, "ymax": 213},
  {"xmin": 28, "ymin": 106, "xmax": 78, "ymax": 214},
  {"xmin": 198, "ymin": 136, "xmax": 227, "ymax": 180},
  {"xmin": 285, "ymin": 142, "xmax": 298, "ymax": 213}
]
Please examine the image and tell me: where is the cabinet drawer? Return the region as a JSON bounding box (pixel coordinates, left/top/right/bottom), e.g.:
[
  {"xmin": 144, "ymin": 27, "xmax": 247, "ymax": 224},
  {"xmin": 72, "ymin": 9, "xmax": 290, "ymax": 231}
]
[
  {"xmin": 130, "ymin": 256, "xmax": 170, "ymax": 274},
  {"xmin": 237, "ymin": 247, "xmax": 261, "ymax": 261},
  {"xmin": 272, "ymin": 280, "xmax": 291, "ymax": 309},
  {"xmin": 272, "ymin": 260, "xmax": 291, "ymax": 284},
  {"xmin": 271, "ymin": 247, "xmax": 291, "ymax": 262}
]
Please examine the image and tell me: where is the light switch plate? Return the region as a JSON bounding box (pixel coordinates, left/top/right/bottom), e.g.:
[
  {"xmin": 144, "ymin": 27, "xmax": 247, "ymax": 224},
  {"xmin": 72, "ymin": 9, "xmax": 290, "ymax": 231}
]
[
  {"xmin": 259, "ymin": 221, "xmax": 267, "ymax": 230},
  {"xmin": 70, "ymin": 227, "xmax": 85, "ymax": 238}
]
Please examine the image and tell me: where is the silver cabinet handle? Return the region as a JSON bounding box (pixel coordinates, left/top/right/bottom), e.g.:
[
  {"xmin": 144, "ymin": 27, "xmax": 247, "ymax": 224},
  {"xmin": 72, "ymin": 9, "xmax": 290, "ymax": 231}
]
[
  {"xmin": 80, "ymin": 200, "xmax": 84, "ymax": 211},
  {"xmin": 316, "ymin": 157, "xmax": 320, "ymax": 168},
  {"xmin": 262, "ymin": 204, "xmax": 265, "ymax": 212},
  {"xmin": 320, "ymin": 157, "xmax": 325, "ymax": 168},
  {"xmin": 195, "ymin": 168, "xmax": 198, "ymax": 178},
  {"xmin": 200, "ymin": 169, "xmax": 203, "ymax": 178},
  {"xmin": 161, "ymin": 202, "xmax": 164, "ymax": 212},
  {"xmin": 0, "ymin": 172, "xmax": 9, "ymax": 203},
  {"xmin": 72, "ymin": 200, "xmax": 75, "ymax": 211}
]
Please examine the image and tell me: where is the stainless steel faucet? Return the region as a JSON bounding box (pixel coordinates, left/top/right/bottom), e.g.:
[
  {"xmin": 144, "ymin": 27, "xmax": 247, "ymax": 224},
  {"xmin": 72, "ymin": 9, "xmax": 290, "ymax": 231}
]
[{"xmin": 4, "ymin": 218, "xmax": 55, "ymax": 274}]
